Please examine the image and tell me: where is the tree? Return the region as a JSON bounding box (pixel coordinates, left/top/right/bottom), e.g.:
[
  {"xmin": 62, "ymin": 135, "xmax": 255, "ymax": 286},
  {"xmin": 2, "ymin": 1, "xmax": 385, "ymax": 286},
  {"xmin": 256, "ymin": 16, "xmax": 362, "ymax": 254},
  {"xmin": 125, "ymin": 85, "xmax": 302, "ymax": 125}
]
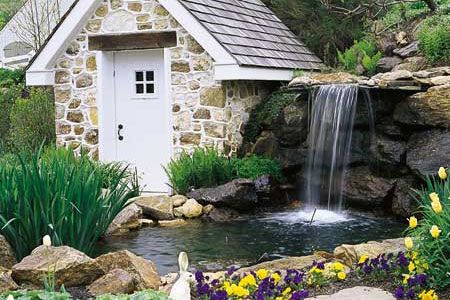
[{"xmin": 8, "ymin": 0, "xmax": 61, "ymax": 51}]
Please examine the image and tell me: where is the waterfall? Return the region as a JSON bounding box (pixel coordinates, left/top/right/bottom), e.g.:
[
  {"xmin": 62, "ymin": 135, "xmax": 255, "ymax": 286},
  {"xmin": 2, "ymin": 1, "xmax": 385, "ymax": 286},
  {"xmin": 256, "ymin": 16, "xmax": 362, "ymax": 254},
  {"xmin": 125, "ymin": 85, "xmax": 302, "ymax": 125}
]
[{"xmin": 305, "ymin": 85, "xmax": 359, "ymax": 212}]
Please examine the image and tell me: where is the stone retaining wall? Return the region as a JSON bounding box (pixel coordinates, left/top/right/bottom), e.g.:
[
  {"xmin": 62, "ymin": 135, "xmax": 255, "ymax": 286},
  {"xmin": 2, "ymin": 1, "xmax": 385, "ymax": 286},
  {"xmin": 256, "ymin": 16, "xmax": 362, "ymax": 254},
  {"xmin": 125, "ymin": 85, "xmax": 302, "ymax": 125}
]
[{"xmin": 53, "ymin": 0, "xmax": 269, "ymax": 158}]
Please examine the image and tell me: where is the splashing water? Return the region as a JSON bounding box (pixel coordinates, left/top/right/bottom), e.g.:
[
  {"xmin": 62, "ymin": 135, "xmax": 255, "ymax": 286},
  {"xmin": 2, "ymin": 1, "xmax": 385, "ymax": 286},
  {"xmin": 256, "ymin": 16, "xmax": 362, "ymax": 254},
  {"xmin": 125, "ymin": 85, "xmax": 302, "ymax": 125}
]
[{"xmin": 305, "ymin": 85, "xmax": 359, "ymax": 212}]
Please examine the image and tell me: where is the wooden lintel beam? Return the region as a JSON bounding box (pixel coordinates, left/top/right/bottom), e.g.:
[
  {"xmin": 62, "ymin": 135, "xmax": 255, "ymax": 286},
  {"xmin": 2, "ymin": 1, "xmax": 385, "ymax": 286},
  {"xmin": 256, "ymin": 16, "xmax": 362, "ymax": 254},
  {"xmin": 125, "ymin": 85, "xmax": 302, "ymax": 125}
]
[{"xmin": 88, "ymin": 31, "xmax": 177, "ymax": 51}]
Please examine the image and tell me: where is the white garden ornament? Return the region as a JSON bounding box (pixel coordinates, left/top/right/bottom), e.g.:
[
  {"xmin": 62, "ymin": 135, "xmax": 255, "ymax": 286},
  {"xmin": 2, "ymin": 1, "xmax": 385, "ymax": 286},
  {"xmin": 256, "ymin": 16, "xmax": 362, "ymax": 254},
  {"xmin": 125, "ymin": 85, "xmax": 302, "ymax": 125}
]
[{"xmin": 169, "ymin": 252, "xmax": 193, "ymax": 300}]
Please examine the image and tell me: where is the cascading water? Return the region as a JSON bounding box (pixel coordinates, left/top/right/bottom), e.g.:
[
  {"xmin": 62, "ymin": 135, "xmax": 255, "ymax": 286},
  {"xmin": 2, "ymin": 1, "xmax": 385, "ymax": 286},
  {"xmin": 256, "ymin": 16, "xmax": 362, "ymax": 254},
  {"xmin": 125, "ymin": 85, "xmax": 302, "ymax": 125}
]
[{"xmin": 305, "ymin": 85, "xmax": 359, "ymax": 213}]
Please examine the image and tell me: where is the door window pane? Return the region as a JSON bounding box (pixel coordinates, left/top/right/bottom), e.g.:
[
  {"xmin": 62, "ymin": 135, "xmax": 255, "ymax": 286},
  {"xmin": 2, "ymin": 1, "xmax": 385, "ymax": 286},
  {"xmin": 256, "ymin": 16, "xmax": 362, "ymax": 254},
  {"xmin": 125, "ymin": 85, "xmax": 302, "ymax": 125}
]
[
  {"xmin": 135, "ymin": 71, "xmax": 144, "ymax": 82},
  {"xmin": 134, "ymin": 70, "xmax": 156, "ymax": 96},
  {"xmin": 136, "ymin": 84, "xmax": 144, "ymax": 94},
  {"xmin": 146, "ymin": 71, "xmax": 154, "ymax": 81}
]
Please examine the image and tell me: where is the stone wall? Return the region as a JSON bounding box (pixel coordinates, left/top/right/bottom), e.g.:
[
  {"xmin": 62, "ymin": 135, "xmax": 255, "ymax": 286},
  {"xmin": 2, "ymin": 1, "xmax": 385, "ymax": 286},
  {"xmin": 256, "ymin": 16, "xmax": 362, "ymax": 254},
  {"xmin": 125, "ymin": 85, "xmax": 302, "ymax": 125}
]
[
  {"xmin": 53, "ymin": 0, "xmax": 269, "ymax": 159},
  {"xmin": 245, "ymin": 69, "xmax": 450, "ymax": 218}
]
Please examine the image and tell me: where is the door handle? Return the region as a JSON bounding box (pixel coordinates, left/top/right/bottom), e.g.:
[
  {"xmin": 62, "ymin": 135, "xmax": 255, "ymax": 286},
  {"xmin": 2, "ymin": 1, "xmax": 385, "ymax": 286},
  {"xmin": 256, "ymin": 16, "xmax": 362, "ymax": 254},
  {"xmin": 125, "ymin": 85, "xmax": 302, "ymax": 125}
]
[{"xmin": 118, "ymin": 124, "xmax": 124, "ymax": 141}]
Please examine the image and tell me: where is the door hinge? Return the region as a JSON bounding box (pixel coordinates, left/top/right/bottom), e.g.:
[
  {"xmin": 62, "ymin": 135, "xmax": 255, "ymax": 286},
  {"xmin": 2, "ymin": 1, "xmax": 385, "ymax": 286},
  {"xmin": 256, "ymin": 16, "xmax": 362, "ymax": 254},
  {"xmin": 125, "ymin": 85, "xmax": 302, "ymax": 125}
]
[{"xmin": 113, "ymin": 70, "xmax": 116, "ymax": 77}]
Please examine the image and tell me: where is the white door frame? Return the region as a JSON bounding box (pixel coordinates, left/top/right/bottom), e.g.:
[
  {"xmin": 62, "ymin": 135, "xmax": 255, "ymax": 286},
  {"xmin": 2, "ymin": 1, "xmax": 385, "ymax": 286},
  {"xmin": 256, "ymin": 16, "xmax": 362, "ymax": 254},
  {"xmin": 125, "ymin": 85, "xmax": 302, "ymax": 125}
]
[{"xmin": 96, "ymin": 49, "xmax": 173, "ymax": 192}]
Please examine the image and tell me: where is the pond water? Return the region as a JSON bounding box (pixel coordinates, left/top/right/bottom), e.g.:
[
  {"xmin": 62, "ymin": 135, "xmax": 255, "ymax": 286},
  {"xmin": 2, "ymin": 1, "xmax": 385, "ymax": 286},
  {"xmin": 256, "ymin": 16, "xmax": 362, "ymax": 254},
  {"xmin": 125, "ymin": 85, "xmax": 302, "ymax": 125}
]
[{"xmin": 95, "ymin": 209, "xmax": 405, "ymax": 275}]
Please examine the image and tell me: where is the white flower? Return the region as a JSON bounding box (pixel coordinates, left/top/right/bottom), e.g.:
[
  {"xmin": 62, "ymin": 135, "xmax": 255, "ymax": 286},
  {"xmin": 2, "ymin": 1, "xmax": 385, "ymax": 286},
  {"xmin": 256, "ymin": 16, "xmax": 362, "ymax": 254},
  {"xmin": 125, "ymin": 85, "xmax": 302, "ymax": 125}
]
[
  {"xmin": 7, "ymin": 295, "xmax": 14, "ymax": 300},
  {"xmin": 43, "ymin": 235, "xmax": 52, "ymax": 247}
]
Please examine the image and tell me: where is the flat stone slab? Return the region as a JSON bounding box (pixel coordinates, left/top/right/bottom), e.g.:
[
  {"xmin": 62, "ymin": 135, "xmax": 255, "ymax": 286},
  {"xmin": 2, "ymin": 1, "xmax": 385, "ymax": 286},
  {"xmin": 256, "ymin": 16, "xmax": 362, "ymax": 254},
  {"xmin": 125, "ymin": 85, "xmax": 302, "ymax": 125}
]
[
  {"xmin": 308, "ymin": 286, "xmax": 395, "ymax": 300},
  {"xmin": 307, "ymin": 286, "xmax": 395, "ymax": 300}
]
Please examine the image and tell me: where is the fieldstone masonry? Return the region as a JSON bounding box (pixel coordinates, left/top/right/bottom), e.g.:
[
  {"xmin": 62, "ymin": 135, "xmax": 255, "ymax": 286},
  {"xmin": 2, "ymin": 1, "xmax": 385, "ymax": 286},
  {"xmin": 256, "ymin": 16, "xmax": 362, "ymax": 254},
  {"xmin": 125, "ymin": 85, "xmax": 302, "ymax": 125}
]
[{"xmin": 53, "ymin": 0, "xmax": 269, "ymax": 158}]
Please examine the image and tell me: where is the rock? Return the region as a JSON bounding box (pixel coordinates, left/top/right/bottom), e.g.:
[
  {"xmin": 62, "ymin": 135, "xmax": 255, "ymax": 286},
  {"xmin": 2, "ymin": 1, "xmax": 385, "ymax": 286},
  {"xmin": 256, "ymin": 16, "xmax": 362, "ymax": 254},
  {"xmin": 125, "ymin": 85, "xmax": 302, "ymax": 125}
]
[
  {"xmin": 376, "ymin": 56, "xmax": 403, "ymax": 73},
  {"xmin": 393, "ymin": 41, "xmax": 419, "ymax": 58},
  {"xmin": 139, "ymin": 219, "xmax": 156, "ymax": 227},
  {"xmin": 288, "ymin": 76, "xmax": 320, "ymax": 87},
  {"xmin": 158, "ymin": 219, "xmax": 188, "ymax": 227},
  {"xmin": 334, "ymin": 238, "xmax": 405, "ymax": 267},
  {"xmin": 172, "ymin": 195, "xmax": 188, "ymax": 207},
  {"xmin": 135, "ymin": 195, "xmax": 174, "ymax": 220},
  {"xmin": 0, "ymin": 267, "xmax": 18, "ymax": 293},
  {"xmin": 310, "ymin": 72, "xmax": 360, "ymax": 84},
  {"xmin": 430, "ymin": 76, "xmax": 450, "ymax": 86},
  {"xmin": 88, "ymin": 269, "xmax": 135, "ymax": 295},
  {"xmin": 378, "ymin": 70, "xmax": 413, "ymax": 82},
  {"xmin": 394, "ymin": 84, "xmax": 450, "ymax": 128},
  {"xmin": 94, "ymin": 250, "xmax": 160, "ymax": 290},
  {"xmin": 370, "ymin": 135, "xmax": 406, "ymax": 175},
  {"xmin": 202, "ymin": 204, "xmax": 215, "ymax": 215},
  {"xmin": 274, "ymin": 101, "xmax": 309, "ymax": 147},
  {"xmin": 188, "ymin": 179, "xmax": 258, "ymax": 211},
  {"xmin": 239, "ymin": 254, "xmax": 325, "ymax": 273},
  {"xmin": 407, "ymin": 130, "xmax": 450, "ymax": 176},
  {"xmin": 308, "ymin": 286, "xmax": 395, "ymax": 300},
  {"xmin": 413, "ymin": 67, "xmax": 450, "ymax": 78},
  {"xmin": 12, "ymin": 246, "xmax": 103, "ymax": 288},
  {"xmin": 392, "ymin": 177, "xmax": 418, "ymax": 218},
  {"xmin": 395, "ymin": 31, "xmax": 408, "ymax": 46},
  {"xmin": 203, "ymin": 207, "xmax": 240, "ymax": 222},
  {"xmin": 105, "ymin": 204, "xmax": 143, "ymax": 236},
  {"xmin": 392, "ymin": 56, "xmax": 427, "ymax": 72},
  {"xmin": 254, "ymin": 175, "xmax": 284, "ymax": 206},
  {"xmin": 173, "ymin": 199, "xmax": 203, "ymax": 218},
  {"xmin": 0, "ymin": 235, "xmax": 16, "ymax": 269},
  {"xmin": 343, "ymin": 166, "xmax": 396, "ymax": 209},
  {"xmin": 103, "ymin": 10, "xmax": 135, "ymax": 32},
  {"xmin": 251, "ymin": 132, "xmax": 280, "ymax": 159}
]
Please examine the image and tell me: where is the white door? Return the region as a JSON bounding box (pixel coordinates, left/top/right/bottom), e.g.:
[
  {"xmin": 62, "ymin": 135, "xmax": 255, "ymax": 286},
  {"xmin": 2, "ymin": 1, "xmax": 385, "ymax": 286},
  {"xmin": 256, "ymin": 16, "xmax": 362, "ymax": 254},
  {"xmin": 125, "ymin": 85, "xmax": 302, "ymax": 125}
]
[{"xmin": 114, "ymin": 50, "xmax": 171, "ymax": 192}]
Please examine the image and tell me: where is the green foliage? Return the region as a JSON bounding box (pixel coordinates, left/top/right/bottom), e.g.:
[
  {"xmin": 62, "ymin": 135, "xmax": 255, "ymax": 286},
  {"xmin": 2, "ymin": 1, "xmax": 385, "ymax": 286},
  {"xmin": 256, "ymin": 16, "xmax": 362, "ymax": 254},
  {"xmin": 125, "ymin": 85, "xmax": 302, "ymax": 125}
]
[
  {"xmin": 0, "ymin": 83, "xmax": 23, "ymax": 146},
  {"xmin": 408, "ymin": 172, "xmax": 450, "ymax": 289},
  {"xmin": 164, "ymin": 148, "xmax": 235, "ymax": 195},
  {"xmin": 232, "ymin": 155, "xmax": 283, "ymax": 181},
  {"xmin": 418, "ymin": 14, "xmax": 450, "ymax": 65},
  {"xmin": 1, "ymin": 291, "xmax": 71, "ymax": 300},
  {"xmin": 243, "ymin": 91, "xmax": 298, "ymax": 145},
  {"xmin": 293, "ymin": 69, "xmax": 304, "ymax": 77},
  {"xmin": 0, "ymin": 147, "xmax": 139, "ymax": 260},
  {"xmin": 0, "ymin": 69, "xmax": 25, "ymax": 87},
  {"xmin": 96, "ymin": 290, "xmax": 169, "ymax": 300},
  {"xmin": 8, "ymin": 88, "xmax": 56, "ymax": 152},
  {"xmin": 338, "ymin": 40, "xmax": 382, "ymax": 75},
  {"xmin": 262, "ymin": 0, "xmax": 364, "ymax": 66},
  {"xmin": 164, "ymin": 148, "xmax": 283, "ymax": 195}
]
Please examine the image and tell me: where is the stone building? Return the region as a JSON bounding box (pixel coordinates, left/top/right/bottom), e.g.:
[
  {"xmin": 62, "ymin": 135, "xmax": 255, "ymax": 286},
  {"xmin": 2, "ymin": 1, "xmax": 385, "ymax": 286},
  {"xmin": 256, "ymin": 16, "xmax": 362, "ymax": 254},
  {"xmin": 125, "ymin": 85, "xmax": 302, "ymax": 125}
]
[{"xmin": 26, "ymin": 0, "xmax": 322, "ymax": 192}]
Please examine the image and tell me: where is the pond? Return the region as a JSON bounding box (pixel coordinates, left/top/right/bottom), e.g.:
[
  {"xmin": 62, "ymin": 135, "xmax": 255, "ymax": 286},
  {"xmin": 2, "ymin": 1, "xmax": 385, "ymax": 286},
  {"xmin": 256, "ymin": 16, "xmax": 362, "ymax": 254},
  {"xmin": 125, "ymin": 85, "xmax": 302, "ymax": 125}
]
[{"xmin": 95, "ymin": 209, "xmax": 405, "ymax": 275}]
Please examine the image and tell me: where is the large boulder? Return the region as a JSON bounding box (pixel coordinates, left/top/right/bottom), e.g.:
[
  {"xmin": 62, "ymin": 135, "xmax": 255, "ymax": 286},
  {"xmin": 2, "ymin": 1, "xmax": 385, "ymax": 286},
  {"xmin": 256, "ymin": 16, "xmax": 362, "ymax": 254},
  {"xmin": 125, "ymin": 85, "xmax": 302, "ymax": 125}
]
[
  {"xmin": 392, "ymin": 177, "xmax": 418, "ymax": 218},
  {"xmin": 202, "ymin": 207, "xmax": 240, "ymax": 222},
  {"xmin": 407, "ymin": 130, "xmax": 450, "ymax": 176},
  {"xmin": 334, "ymin": 238, "xmax": 405, "ymax": 267},
  {"xmin": 376, "ymin": 56, "xmax": 403, "ymax": 73},
  {"xmin": 254, "ymin": 175, "xmax": 284, "ymax": 206},
  {"xmin": 105, "ymin": 204, "xmax": 143, "ymax": 236},
  {"xmin": 343, "ymin": 166, "xmax": 396, "ymax": 209},
  {"xmin": 12, "ymin": 246, "xmax": 103, "ymax": 288},
  {"xmin": 173, "ymin": 199, "xmax": 203, "ymax": 218},
  {"xmin": 394, "ymin": 84, "xmax": 450, "ymax": 128},
  {"xmin": 0, "ymin": 267, "xmax": 18, "ymax": 293},
  {"xmin": 238, "ymin": 254, "xmax": 325, "ymax": 273},
  {"xmin": 94, "ymin": 250, "xmax": 160, "ymax": 290},
  {"xmin": 188, "ymin": 179, "xmax": 258, "ymax": 211},
  {"xmin": 392, "ymin": 56, "xmax": 427, "ymax": 72},
  {"xmin": 135, "ymin": 195, "xmax": 174, "ymax": 220},
  {"xmin": 251, "ymin": 131, "xmax": 280, "ymax": 159},
  {"xmin": 0, "ymin": 235, "xmax": 16, "ymax": 269},
  {"xmin": 88, "ymin": 268, "xmax": 135, "ymax": 296},
  {"xmin": 370, "ymin": 135, "xmax": 407, "ymax": 176},
  {"xmin": 393, "ymin": 41, "xmax": 419, "ymax": 58}
]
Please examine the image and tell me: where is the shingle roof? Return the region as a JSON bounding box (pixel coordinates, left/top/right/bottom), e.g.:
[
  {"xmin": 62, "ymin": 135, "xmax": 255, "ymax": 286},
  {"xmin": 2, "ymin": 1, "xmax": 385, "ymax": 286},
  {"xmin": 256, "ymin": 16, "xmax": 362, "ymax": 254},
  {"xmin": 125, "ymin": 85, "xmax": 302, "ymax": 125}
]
[{"xmin": 180, "ymin": 0, "xmax": 324, "ymax": 70}]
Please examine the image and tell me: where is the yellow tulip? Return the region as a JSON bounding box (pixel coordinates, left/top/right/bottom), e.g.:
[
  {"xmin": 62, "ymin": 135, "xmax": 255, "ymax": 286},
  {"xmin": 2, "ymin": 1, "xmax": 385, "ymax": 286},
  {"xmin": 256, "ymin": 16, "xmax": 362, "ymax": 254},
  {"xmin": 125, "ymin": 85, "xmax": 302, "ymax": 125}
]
[
  {"xmin": 42, "ymin": 235, "xmax": 52, "ymax": 247},
  {"xmin": 337, "ymin": 271, "xmax": 346, "ymax": 280},
  {"xmin": 429, "ymin": 193, "xmax": 440, "ymax": 202},
  {"xmin": 256, "ymin": 269, "xmax": 268, "ymax": 280},
  {"xmin": 358, "ymin": 255, "xmax": 369, "ymax": 264},
  {"xmin": 438, "ymin": 167, "xmax": 447, "ymax": 180},
  {"xmin": 430, "ymin": 225, "xmax": 441, "ymax": 239},
  {"xmin": 408, "ymin": 216, "xmax": 418, "ymax": 229},
  {"xmin": 405, "ymin": 237, "xmax": 414, "ymax": 250},
  {"xmin": 408, "ymin": 261, "xmax": 415, "ymax": 272},
  {"xmin": 431, "ymin": 200, "xmax": 443, "ymax": 214}
]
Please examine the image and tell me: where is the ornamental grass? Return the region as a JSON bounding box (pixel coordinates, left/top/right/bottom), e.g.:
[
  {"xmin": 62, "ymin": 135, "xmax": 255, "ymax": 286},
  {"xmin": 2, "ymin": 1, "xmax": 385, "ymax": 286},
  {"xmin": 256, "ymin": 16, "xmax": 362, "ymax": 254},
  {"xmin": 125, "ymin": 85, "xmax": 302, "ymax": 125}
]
[{"xmin": 0, "ymin": 147, "xmax": 139, "ymax": 260}]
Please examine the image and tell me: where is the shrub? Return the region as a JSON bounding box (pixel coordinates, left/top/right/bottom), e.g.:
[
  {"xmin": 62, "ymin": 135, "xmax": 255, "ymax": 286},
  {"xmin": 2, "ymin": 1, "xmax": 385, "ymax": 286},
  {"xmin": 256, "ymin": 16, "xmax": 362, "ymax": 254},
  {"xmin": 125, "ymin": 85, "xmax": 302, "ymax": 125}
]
[
  {"xmin": 1, "ymin": 290, "xmax": 168, "ymax": 300},
  {"xmin": 0, "ymin": 147, "xmax": 139, "ymax": 260},
  {"xmin": 0, "ymin": 68, "xmax": 25, "ymax": 87},
  {"xmin": 418, "ymin": 15, "xmax": 450, "ymax": 65},
  {"xmin": 8, "ymin": 87, "xmax": 55, "ymax": 152},
  {"xmin": 232, "ymin": 155, "xmax": 283, "ymax": 181},
  {"xmin": 165, "ymin": 148, "xmax": 283, "ymax": 195},
  {"xmin": 338, "ymin": 40, "xmax": 382, "ymax": 75},
  {"xmin": 164, "ymin": 148, "xmax": 235, "ymax": 195},
  {"xmin": 0, "ymin": 84, "xmax": 23, "ymax": 147},
  {"xmin": 96, "ymin": 290, "xmax": 169, "ymax": 300},
  {"xmin": 407, "ymin": 167, "xmax": 450, "ymax": 289}
]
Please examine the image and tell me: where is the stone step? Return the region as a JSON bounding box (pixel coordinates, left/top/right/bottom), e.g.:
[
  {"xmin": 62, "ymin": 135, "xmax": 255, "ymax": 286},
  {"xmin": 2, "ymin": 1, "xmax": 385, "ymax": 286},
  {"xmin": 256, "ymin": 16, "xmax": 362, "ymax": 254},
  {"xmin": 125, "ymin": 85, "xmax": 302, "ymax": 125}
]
[{"xmin": 307, "ymin": 286, "xmax": 395, "ymax": 300}]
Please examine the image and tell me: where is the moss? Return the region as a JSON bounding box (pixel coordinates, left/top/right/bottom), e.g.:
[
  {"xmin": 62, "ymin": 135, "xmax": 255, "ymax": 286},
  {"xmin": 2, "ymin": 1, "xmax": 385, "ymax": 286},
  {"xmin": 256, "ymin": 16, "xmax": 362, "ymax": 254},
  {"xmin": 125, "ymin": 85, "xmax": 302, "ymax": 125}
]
[{"xmin": 242, "ymin": 90, "xmax": 299, "ymax": 146}]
